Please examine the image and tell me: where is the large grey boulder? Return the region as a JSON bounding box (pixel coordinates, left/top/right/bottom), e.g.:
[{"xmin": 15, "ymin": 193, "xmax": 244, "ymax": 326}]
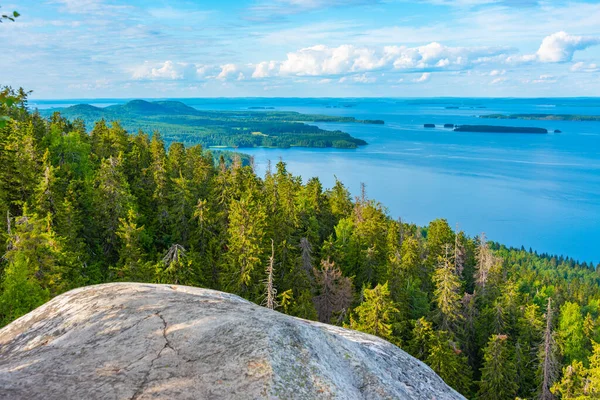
[{"xmin": 0, "ymin": 283, "xmax": 464, "ymax": 399}]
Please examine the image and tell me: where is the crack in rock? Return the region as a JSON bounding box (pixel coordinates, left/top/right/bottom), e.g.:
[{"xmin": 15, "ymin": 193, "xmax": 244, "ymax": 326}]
[{"xmin": 130, "ymin": 312, "xmax": 173, "ymax": 400}]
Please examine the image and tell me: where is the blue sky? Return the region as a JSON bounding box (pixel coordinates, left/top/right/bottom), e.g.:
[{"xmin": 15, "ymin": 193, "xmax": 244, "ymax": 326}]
[{"xmin": 1, "ymin": 0, "xmax": 600, "ymax": 98}]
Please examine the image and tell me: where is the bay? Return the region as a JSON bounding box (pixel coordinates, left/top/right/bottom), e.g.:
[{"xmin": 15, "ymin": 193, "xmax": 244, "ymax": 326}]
[{"xmin": 31, "ymin": 97, "xmax": 600, "ymax": 262}]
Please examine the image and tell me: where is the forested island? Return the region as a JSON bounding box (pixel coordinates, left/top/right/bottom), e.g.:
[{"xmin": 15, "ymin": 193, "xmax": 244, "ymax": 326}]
[
  {"xmin": 481, "ymin": 113, "xmax": 600, "ymax": 121},
  {"xmin": 39, "ymin": 99, "xmax": 374, "ymax": 149},
  {"xmin": 454, "ymin": 124, "xmax": 548, "ymax": 134}
]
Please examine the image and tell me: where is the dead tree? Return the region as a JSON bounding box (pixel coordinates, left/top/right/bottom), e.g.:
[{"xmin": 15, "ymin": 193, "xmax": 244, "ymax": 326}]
[
  {"xmin": 540, "ymin": 297, "xmax": 557, "ymax": 400},
  {"xmin": 299, "ymin": 237, "xmax": 312, "ymax": 272},
  {"xmin": 163, "ymin": 243, "xmax": 186, "ymax": 267},
  {"xmin": 262, "ymin": 239, "xmax": 277, "ymax": 310},
  {"xmin": 454, "ymin": 224, "xmax": 465, "ymax": 276}
]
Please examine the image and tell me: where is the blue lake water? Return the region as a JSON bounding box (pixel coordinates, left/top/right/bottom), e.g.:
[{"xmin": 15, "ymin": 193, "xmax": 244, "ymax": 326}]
[{"xmin": 32, "ymin": 98, "xmax": 600, "ymax": 262}]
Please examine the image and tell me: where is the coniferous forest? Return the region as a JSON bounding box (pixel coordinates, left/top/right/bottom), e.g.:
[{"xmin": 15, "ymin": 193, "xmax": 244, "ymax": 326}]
[{"xmin": 3, "ymin": 87, "xmax": 600, "ymax": 399}]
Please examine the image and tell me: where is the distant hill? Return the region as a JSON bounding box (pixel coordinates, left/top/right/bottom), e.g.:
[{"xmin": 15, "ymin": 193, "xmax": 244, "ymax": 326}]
[
  {"xmin": 41, "ymin": 100, "xmax": 374, "ymax": 149},
  {"xmin": 480, "ymin": 113, "xmax": 600, "ymax": 122}
]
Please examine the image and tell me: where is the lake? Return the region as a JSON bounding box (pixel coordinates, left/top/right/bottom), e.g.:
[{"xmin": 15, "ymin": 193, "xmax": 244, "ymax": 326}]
[{"xmin": 31, "ymin": 97, "xmax": 600, "ymax": 262}]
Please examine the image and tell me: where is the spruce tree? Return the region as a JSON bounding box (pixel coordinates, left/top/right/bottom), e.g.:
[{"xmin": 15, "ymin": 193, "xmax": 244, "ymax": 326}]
[
  {"xmin": 349, "ymin": 282, "xmax": 398, "ymax": 341},
  {"xmin": 432, "ymin": 244, "xmax": 462, "ymax": 332},
  {"xmin": 478, "ymin": 334, "xmax": 518, "ymax": 400}
]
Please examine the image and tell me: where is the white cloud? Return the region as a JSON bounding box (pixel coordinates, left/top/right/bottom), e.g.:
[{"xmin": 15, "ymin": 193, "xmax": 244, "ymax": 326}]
[
  {"xmin": 252, "ymin": 61, "xmax": 279, "ymax": 78},
  {"xmin": 51, "ymin": 0, "xmax": 130, "ymax": 15},
  {"xmin": 132, "ymin": 61, "xmax": 204, "ymax": 81},
  {"xmin": 570, "ymin": 61, "xmax": 599, "ymax": 73},
  {"xmin": 247, "ymin": 0, "xmax": 379, "ymax": 19},
  {"xmin": 217, "ymin": 64, "xmax": 238, "ymax": 80},
  {"xmin": 529, "ymin": 74, "xmax": 558, "ymax": 84},
  {"xmin": 490, "ymin": 69, "xmax": 506, "ymax": 76},
  {"xmin": 278, "ymin": 44, "xmax": 388, "ymax": 76},
  {"xmin": 413, "ymin": 72, "xmax": 431, "ymax": 83},
  {"xmin": 536, "ymin": 31, "xmax": 600, "ymax": 63},
  {"xmin": 491, "ymin": 77, "xmax": 508, "ymax": 84},
  {"xmin": 273, "ymin": 42, "xmax": 509, "ymax": 77},
  {"xmin": 67, "ymin": 79, "xmax": 111, "ymax": 90}
]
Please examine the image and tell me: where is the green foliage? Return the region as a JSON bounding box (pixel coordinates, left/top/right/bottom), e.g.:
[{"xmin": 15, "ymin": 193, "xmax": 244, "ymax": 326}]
[
  {"xmin": 0, "ymin": 253, "xmax": 49, "ymax": 325},
  {"xmin": 2, "ymin": 88, "xmax": 600, "ymax": 398},
  {"xmin": 558, "ymin": 301, "xmax": 589, "ymax": 365},
  {"xmin": 478, "ymin": 335, "xmax": 518, "ymax": 400},
  {"xmin": 0, "ymin": 8, "xmax": 19, "ymax": 23},
  {"xmin": 349, "ymin": 282, "xmax": 398, "ymax": 341},
  {"xmin": 40, "ymin": 100, "xmax": 372, "ymax": 149}
]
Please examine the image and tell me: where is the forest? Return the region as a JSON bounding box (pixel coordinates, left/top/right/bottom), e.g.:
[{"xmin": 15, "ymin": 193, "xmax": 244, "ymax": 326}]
[
  {"xmin": 40, "ymin": 100, "xmax": 372, "ymax": 149},
  {"xmin": 2, "ymin": 86, "xmax": 600, "ymax": 399}
]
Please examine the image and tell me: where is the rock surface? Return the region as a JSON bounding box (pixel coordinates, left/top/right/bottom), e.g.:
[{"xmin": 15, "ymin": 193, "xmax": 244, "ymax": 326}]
[{"xmin": 0, "ymin": 283, "xmax": 464, "ymax": 400}]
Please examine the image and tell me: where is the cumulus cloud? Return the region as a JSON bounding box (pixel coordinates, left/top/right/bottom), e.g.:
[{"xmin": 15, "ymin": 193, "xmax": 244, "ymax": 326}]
[
  {"xmin": 252, "ymin": 61, "xmax": 279, "ymax": 78},
  {"xmin": 536, "ymin": 31, "xmax": 600, "ymax": 63},
  {"xmin": 272, "ymin": 42, "xmax": 510, "ymax": 77},
  {"xmin": 129, "ymin": 32, "xmax": 599, "ymax": 87},
  {"xmin": 491, "ymin": 77, "xmax": 508, "ymax": 84},
  {"xmin": 278, "ymin": 45, "xmax": 388, "ymax": 76},
  {"xmin": 132, "ymin": 61, "xmax": 204, "ymax": 80},
  {"xmin": 217, "ymin": 64, "xmax": 239, "ymax": 80}
]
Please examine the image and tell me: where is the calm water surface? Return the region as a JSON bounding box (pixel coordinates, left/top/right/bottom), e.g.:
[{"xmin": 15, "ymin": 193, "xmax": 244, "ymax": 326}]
[{"xmin": 32, "ymin": 98, "xmax": 600, "ymax": 262}]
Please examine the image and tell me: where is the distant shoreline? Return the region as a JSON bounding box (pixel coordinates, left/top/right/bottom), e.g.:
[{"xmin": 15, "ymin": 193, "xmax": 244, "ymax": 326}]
[{"xmin": 481, "ymin": 113, "xmax": 600, "ymax": 121}]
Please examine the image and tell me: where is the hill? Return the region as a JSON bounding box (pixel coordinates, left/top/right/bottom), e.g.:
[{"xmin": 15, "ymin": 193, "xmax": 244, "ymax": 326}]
[
  {"xmin": 40, "ymin": 100, "xmax": 373, "ymax": 149},
  {"xmin": 0, "ymin": 283, "xmax": 463, "ymax": 400}
]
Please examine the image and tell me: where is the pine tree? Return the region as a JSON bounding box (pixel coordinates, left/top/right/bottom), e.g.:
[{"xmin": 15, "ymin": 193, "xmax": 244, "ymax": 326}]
[
  {"xmin": 113, "ymin": 208, "xmax": 150, "ymax": 282},
  {"xmin": 425, "ymin": 330, "xmax": 473, "ymax": 396},
  {"xmin": 478, "ymin": 334, "xmax": 518, "ymax": 400},
  {"xmin": 149, "ymin": 132, "xmax": 170, "ymax": 248},
  {"xmin": 92, "ymin": 155, "xmax": 135, "ymax": 267},
  {"xmin": 223, "ymin": 190, "xmax": 266, "ymax": 297},
  {"xmin": 432, "ymin": 244, "xmax": 462, "ymax": 332},
  {"xmin": 551, "ymin": 361, "xmax": 587, "ymax": 399},
  {"xmin": 558, "ymin": 301, "xmax": 587, "ymax": 365},
  {"xmin": 0, "ymin": 252, "xmax": 49, "ymax": 325},
  {"xmin": 349, "ymin": 282, "xmax": 398, "ymax": 341}
]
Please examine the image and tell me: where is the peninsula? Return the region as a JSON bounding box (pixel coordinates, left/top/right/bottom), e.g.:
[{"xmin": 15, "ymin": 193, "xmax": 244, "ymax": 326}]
[{"xmin": 40, "ymin": 100, "xmax": 376, "ymax": 149}]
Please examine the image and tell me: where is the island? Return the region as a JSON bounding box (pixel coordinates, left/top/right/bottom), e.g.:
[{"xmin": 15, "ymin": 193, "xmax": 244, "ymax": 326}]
[
  {"xmin": 40, "ymin": 100, "xmax": 375, "ymax": 149},
  {"xmin": 444, "ymin": 124, "xmax": 455, "ymax": 128},
  {"xmin": 480, "ymin": 113, "xmax": 600, "ymax": 121},
  {"xmin": 424, "ymin": 123, "xmax": 436, "ymax": 128},
  {"xmin": 453, "ymin": 125, "xmax": 548, "ymax": 134}
]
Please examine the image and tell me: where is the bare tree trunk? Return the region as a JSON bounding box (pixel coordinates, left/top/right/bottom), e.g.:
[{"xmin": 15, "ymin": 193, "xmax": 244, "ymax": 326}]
[
  {"xmin": 263, "ymin": 239, "xmax": 277, "ymax": 310},
  {"xmin": 540, "ymin": 297, "xmax": 556, "ymax": 400},
  {"xmin": 454, "ymin": 224, "xmax": 464, "ymax": 276}
]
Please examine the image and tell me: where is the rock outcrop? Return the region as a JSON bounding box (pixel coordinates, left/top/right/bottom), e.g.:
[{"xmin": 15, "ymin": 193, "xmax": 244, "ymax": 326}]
[{"xmin": 0, "ymin": 283, "xmax": 464, "ymax": 400}]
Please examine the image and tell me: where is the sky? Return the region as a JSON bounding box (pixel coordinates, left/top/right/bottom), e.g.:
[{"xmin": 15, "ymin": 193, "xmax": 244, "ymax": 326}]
[{"xmin": 1, "ymin": 0, "xmax": 600, "ymax": 98}]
